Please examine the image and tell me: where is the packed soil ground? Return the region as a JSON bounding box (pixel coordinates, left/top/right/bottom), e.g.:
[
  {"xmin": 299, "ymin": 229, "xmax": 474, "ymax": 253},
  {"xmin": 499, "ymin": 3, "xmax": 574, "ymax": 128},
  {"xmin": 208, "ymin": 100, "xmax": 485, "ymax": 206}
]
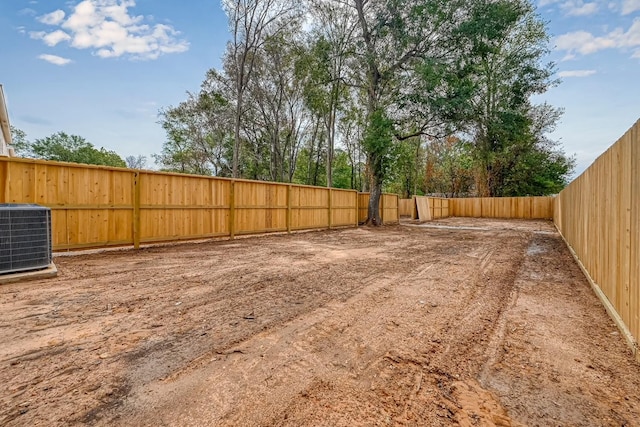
[{"xmin": 1, "ymin": 218, "xmax": 639, "ymax": 426}]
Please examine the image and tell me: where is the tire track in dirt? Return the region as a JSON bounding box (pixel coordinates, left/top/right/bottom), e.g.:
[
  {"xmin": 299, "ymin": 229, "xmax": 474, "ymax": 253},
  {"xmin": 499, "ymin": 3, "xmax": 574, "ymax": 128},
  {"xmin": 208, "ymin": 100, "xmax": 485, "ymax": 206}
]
[
  {"xmin": 478, "ymin": 232, "xmax": 640, "ymax": 426},
  {"xmin": 3, "ymin": 222, "xmax": 640, "ymax": 426},
  {"xmin": 111, "ymin": 228, "xmax": 530, "ymax": 427}
]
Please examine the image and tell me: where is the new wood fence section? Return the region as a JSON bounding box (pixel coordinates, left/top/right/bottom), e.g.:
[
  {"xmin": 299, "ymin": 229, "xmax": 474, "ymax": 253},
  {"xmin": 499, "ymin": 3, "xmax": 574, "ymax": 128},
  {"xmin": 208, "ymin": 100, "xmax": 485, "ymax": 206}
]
[
  {"xmin": 0, "ymin": 157, "xmax": 390, "ymax": 251},
  {"xmin": 427, "ymin": 197, "xmax": 450, "ymax": 219},
  {"xmin": 357, "ymin": 193, "xmax": 399, "ymax": 224},
  {"xmin": 399, "ymin": 199, "xmax": 413, "ymax": 217},
  {"xmin": 450, "ymin": 197, "xmax": 554, "ymax": 219},
  {"xmin": 399, "ymin": 197, "xmax": 450, "ymax": 220},
  {"xmin": 400, "ymin": 196, "xmax": 550, "ymax": 220},
  {"xmin": 554, "ymin": 119, "xmax": 640, "ymax": 359}
]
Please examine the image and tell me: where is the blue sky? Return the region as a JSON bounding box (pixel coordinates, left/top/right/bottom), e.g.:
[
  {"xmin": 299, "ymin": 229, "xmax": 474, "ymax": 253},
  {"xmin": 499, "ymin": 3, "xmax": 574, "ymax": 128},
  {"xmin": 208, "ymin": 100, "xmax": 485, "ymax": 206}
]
[{"xmin": 0, "ymin": 0, "xmax": 639, "ymax": 175}]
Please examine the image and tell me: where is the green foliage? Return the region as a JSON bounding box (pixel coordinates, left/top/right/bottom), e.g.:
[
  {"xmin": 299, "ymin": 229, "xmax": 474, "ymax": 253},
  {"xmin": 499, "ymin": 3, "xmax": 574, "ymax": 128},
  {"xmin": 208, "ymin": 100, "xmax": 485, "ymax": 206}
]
[
  {"xmin": 385, "ymin": 138, "xmax": 423, "ymax": 197},
  {"xmin": 331, "ymin": 150, "xmax": 353, "ymax": 189},
  {"xmin": 423, "ymin": 138, "xmax": 476, "ymax": 197},
  {"xmin": 9, "ymin": 126, "xmax": 29, "ymax": 156},
  {"xmin": 155, "ymin": 70, "xmax": 233, "ymax": 176},
  {"xmin": 500, "ymin": 145, "xmax": 575, "ymax": 196},
  {"xmin": 459, "ymin": 0, "xmax": 572, "ymax": 196},
  {"xmin": 292, "ymin": 146, "xmax": 326, "ymax": 187},
  {"xmin": 154, "ymin": 0, "xmax": 572, "ymax": 202},
  {"xmin": 362, "ymin": 110, "xmax": 394, "ymax": 185},
  {"xmin": 14, "ymin": 130, "xmax": 126, "ymax": 167}
]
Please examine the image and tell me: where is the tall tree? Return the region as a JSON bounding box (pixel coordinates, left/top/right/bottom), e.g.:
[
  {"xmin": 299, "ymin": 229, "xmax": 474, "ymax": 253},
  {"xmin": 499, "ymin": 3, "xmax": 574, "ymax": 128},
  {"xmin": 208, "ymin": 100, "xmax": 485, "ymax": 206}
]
[
  {"xmin": 155, "ymin": 70, "xmax": 233, "ymax": 175},
  {"xmin": 348, "ymin": 0, "xmax": 470, "ymax": 224},
  {"xmin": 461, "ymin": 0, "xmax": 571, "ymax": 196},
  {"xmin": 9, "ymin": 126, "xmax": 28, "ymax": 156},
  {"xmin": 223, "ymin": 0, "xmax": 300, "ymax": 177},
  {"xmin": 301, "ymin": 0, "xmax": 356, "ymax": 187},
  {"xmin": 244, "ymin": 29, "xmax": 307, "ymax": 182}
]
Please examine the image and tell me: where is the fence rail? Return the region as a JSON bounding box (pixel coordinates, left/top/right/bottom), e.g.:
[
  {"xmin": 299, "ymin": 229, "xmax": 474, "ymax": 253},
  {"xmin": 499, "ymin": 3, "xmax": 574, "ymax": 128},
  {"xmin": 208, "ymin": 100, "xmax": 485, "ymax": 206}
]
[
  {"xmin": 554, "ymin": 119, "xmax": 640, "ymax": 360},
  {"xmin": 0, "ymin": 157, "xmax": 395, "ymax": 251}
]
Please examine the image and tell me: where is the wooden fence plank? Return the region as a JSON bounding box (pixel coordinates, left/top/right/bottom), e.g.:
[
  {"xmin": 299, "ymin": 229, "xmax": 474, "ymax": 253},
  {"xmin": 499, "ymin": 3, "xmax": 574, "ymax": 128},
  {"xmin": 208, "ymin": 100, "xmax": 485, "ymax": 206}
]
[
  {"xmin": 449, "ymin": 197, "xmax": 554, "ymax": 219},
  {"xmin": 630, "ymin": 122, "xmax": 640, "ymax": 345},
  {"xmin": 0, "ymin": 158, "xmax": 401, "ymax": 251},
  {"xmin": 555, "ymin": 119, "xmax": 640, "ymax": 360}
]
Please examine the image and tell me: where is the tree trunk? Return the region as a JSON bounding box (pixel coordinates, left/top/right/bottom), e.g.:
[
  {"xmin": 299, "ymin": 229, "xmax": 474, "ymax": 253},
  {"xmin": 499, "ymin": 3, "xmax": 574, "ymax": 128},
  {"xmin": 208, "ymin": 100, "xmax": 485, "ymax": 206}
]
[
  {"xmin": 232, "ymin": 89, "xmax": 243, "ymax": 178},
  {"xmin": 367, "ymin": 175, "xmax": 383, "ymax": 226}
]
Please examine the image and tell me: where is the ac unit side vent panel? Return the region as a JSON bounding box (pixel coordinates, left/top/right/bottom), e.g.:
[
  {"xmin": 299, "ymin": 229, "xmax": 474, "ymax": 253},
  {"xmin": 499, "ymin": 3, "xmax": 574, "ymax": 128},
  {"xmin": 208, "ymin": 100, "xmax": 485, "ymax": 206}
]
[{"xmin": 0, "ymin": 204, "xmax": 52, "ymax": 275}]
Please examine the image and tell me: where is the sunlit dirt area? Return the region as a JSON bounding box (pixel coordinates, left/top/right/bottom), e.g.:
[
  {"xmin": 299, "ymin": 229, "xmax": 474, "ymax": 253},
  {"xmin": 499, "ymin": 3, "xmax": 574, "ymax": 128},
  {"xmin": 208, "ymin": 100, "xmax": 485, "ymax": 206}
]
[{"xmin": 1, "ymin": 218, "xmax": 639, "ymax": 426}]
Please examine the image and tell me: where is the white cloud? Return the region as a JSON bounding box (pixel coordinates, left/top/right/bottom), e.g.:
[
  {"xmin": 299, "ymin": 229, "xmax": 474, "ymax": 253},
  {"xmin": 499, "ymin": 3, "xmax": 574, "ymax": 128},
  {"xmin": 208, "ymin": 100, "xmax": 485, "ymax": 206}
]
[
  {"xmin": 555, "ymin": 18, "xmax": 640, "ymax": 57},
  {"xmin": 30, "ymin": 29, "xmax": 72, "ymax": 46},
  {"xmin": 558, "ymin": 69, "xmax": 597, "ymax": 77},
  {"xmin": 562, "ymin": 1, "xmax": 599, "ymax": 15},
  {"xmin": 38, "ymin": 54, "xmax": 73, "ymax": 66},
  {"xmin": 29, "ymin": 0, "xmax": 188, "ymax": 60},
  {"xmin": 539, "ymin": 0, "xmax": 599, "ymax": 15},
  {"xmin": 38, "ymin": 10, "xmax": 66, "ymax": 25},
  {"xmin": 622, "ymin": 0, "xmax": 640, "ymax": 14}
]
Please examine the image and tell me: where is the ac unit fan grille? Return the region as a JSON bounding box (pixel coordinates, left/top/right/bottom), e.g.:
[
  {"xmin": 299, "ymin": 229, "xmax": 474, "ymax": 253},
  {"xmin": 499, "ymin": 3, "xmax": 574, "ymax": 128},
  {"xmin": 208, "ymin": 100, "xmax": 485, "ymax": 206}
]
[{"xmin": 0, "ymin": 205, "xmax": 52, "ymax": 275}]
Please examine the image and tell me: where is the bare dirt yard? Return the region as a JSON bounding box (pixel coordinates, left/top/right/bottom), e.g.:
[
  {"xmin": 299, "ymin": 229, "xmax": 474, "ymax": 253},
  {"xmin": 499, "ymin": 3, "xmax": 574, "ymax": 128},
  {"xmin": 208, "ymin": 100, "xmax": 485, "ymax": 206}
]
[{"xmin": 1, "ymin": 218, "xmax": 639, "ymax": 426}]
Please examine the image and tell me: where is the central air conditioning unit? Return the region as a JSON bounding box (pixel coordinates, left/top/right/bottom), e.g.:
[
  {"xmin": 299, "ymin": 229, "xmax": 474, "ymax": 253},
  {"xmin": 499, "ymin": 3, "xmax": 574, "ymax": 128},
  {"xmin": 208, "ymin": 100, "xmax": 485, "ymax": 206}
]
[{"xmin": 0, "ymin": 204, "xmax": 53, "ymax": 275}]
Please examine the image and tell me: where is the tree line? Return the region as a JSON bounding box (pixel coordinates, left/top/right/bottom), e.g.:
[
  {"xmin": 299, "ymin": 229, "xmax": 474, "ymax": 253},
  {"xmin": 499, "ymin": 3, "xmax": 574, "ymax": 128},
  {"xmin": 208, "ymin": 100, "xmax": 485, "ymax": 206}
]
[
  {"xmin": 10, "ymin": 127, "xmax": 146, "ymax": 169},
  {"xmin": 156, "ymin": 0, "xmax": 574, "ymax": 224},
  {"xmin": 11, "ymin": 0, "xmax": 575, "ymax": 225}
]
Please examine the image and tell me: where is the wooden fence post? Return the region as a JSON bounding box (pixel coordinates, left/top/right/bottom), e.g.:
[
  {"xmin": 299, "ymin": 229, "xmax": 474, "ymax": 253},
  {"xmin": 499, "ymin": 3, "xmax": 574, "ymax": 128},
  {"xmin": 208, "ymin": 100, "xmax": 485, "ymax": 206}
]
[
  {"xmin": 287, "ymin": 184, "xmax": 292, "ymax": 234},
  {"xmin": 133, "ymin": 171, "xmax": 141, "ymax": 249},
  {"xmin": 328, "ymin": 188, "xmax": 333, "ymax": 229},
  {"xmin": 355, "ymin": 191, "xmax": 359, "ymax": 228},
  {"xmin": 229, "ymin": 180, "xmax": 236, "ymax": 240}
]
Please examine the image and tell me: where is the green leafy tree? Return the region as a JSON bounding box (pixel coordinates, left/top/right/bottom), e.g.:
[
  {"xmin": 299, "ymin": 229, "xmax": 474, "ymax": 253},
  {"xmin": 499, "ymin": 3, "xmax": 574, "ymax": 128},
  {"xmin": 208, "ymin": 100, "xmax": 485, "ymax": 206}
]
[
  {"xmin": 298, "ymin": 0, "xmax": 355, "ymax": 187},
  {"xmin": 348, "ymin": 0, "xmax": 477, "ymax": 224},
  {"xmin": 15, "ymin": 130, "xmax": 125, "ymax": 167},
  {"xmin": 223, "ymin": 0, "xmax": 302, "ymax": 178},
  {"xmin": 461, "ymin": 0, "xmax": 573, "ymax": 196},
  {"xmin": 423, "ymin": 137, "xmax": 475, "ymax": 197},
  {"xmin": 155, "ymin": 70, "xmax": 233, "ymax": 176},
  {"xmin": 9, "ymin": 126, "xmax": 29, "ymax": 156},
  {"xmin": 331, "ymin": 150, "xmax": 354, "ymax": 189},
  {"xmin": 386, "ymin": 137, "xmax": 424, "ymax": 198}
]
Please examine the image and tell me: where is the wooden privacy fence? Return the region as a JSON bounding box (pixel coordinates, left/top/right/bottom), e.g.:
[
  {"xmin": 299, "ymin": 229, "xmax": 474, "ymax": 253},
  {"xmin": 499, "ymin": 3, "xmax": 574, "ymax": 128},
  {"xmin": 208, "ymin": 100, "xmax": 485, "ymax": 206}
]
[
  {"xmin": 400, "ymin": 196, "xmax": 550, "ymax": 220},
  {"xmin": 424, "ymin": 197, "xmax": 450, "ymax": 219},
  {"xmin": 398, "ymin": 197, "xmax": 450, "ymax": 220},
  {"xmin": 450, "ymin": 197, "xmax": 554, "ymax": 219},
  {"xmin": 357, "ymin": 193, "xmax": 399, "ymax": 224},
  {"xmin": 554, "ymin": 119, "xmax": 640, "ymax": 360},
  {"xmin": 0, "ymin": 157, "xmax": 399, "ymax": 251},
  {"xmin": 399, "ymin": 199, "xmax": 413, "ymax": 217}
]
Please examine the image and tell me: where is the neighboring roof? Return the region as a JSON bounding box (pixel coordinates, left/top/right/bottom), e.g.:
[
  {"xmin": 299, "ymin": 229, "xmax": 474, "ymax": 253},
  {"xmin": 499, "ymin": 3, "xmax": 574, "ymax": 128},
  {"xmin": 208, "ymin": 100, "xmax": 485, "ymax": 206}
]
[{"xmin": 0, "ymin": 84, "xmax": 12, "ymax": 147}]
